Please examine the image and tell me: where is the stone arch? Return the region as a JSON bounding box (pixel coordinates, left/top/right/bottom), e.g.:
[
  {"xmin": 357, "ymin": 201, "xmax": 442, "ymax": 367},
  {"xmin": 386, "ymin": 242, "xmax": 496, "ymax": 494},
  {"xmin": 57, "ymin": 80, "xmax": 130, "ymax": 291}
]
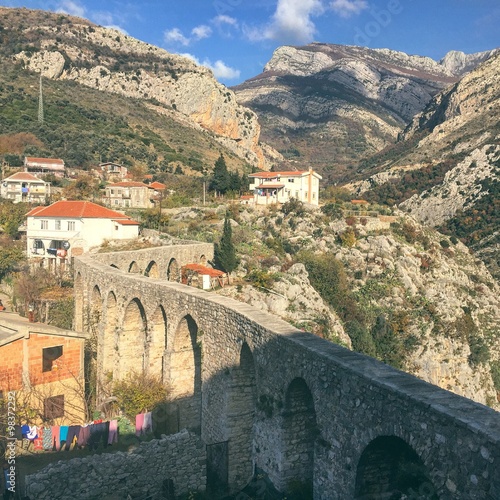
[
  {"xmin": 227, "ymin": 342, "xmax": 257, "ymax": 488},
  {"xmin": 199, "ymin": 254, "xmax": 207, "ymax": 266},
  {"xmin": 167, "ymin": 258, "xmax": 180, "ymax": 282},
  {"xmin": 147, "ymin": 305, "xmax": 167, "ymax": 379},
  {"xmin": 145, "ymin": 260, "xmax": 159, "ymax": 278},
  {"xmin": 281, "ymin": 377, "xmax": 317, "ymax": 495},
  {"xmin": 101, "ymin": 291, "xmax": 118, "ymax": 384},
  {"xmin": 167, "ymin": 315, "xmax": 201, "ymax": 433},
  {"xmin": 128, "ymin": 261, "xmax": 140, "ymax": 274},
  {"xmin": 354, "ymin": 436, "xmax": 438, "ymax": 499},
  {"xmin": 117, "ymin": 298, "xmax": 147, "ymax": 379},
  {"xmin": 74, "ymin": 272, "xmax": 84, "ymax": 332}
]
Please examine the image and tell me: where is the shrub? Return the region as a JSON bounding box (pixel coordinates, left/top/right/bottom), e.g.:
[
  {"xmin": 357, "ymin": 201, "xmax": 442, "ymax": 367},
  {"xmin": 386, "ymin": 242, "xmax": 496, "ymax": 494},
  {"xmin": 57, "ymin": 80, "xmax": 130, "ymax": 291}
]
[
  {"xmin": 468, "ymin": 335, "xmax": 490, "ymax": 367},
  {"xmin": 113, "ymin": 371, "xmax": 167, "ymax": 420},
  {"xmin": 340, "ymin": 227, "xmax": 357, "ymax": 247},
  {"xmin": 282, "ymin": 198, "xmax": 305, "ymax": 216}
]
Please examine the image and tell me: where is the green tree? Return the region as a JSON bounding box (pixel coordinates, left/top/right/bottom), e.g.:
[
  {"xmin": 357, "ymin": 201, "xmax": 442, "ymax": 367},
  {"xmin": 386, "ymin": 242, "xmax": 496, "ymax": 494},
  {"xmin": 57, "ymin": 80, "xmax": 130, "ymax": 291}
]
[
  {"xmin": 0, "ymin": 238, "xmax": 24, "ymax": 281},
  {"xmin": 214, "ymin": 215, "xmax": 238, "ymax": 273},
  {"xmin": 209, "ymin": 153, "xmax": 230, "ymax": 194}
]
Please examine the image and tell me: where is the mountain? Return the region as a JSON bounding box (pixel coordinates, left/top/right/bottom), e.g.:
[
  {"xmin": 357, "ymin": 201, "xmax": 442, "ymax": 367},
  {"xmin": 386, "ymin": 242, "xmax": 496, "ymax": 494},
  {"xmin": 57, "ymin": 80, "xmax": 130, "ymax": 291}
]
[
  {"xmin": 0, "ymin": 7, "xmax": 267, "ymax": 170},
  {"xmin": 232, "ymin": 43, "xmax": 497, "ymax": 182},
  {"xmin": 352, "ymin": 52, "xmax": 500, "ymax": 278}
]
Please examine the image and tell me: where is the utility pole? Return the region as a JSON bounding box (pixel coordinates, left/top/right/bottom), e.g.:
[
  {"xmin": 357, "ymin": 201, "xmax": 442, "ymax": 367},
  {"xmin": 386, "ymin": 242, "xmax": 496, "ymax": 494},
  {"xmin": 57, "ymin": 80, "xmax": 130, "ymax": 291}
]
[{"xmin": 38, "ymin": 74, "xmax": 44, "ymax": 124}]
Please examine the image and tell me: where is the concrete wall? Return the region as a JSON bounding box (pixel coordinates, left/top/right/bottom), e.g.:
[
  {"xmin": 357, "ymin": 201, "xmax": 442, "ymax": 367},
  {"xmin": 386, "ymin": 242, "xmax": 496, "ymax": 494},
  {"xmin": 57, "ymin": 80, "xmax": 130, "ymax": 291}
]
[{"xmin": 67, "ymin": 246, "xmax": 500, "ymax": 499}]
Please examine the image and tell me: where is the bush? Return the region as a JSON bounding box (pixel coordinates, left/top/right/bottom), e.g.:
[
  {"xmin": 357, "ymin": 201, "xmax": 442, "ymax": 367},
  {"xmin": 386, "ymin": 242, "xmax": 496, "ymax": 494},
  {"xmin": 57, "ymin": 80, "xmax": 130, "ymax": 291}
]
[
  {"xmin": 282, "ymin": 198, "xmax": 305, "ymax": 217},
  {"xmin": 468, "ymin": 335, "xmax": 490, "ymax": 367},
  {"xmin": 113, "ymin": 371, "xmax": 167, "ymax": 420}
]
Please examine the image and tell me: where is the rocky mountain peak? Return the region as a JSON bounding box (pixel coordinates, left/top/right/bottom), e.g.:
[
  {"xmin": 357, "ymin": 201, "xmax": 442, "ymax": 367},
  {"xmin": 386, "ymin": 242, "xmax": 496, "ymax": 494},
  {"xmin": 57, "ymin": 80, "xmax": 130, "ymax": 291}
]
[{"xmin": 440, "ymin": 48, "xmax": 500, "ymax": 76}]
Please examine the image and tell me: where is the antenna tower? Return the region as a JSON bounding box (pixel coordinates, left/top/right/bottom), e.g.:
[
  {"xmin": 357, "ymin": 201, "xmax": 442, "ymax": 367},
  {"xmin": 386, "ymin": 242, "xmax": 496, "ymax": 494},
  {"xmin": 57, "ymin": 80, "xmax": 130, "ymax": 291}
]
[{"xmin": 38, "ymin": 74, "xmax": 44, "ymax": 124}]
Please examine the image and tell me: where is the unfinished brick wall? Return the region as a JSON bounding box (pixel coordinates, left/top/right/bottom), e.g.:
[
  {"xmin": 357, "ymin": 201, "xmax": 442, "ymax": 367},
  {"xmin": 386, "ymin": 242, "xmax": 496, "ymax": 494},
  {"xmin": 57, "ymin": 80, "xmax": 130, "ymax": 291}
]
[{"xmin": 0, "ymin": 338, "xmax": 24, "ymax": 391}]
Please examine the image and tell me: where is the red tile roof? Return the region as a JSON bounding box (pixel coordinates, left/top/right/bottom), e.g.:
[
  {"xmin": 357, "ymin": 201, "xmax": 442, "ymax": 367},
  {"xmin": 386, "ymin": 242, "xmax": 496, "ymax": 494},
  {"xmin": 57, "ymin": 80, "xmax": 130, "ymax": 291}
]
[
  {"xmin": 25, "ymin": 157, "xmax": 64, "ymax": 165},
  {"xmin": 108, "ymin": 181, "xmax": 152, "ymax": 188},
  {"xmin": 182, "ymin": 264, "xmax": 225, "ymax": 277},
  {"xmin": 150, "ymin": 181, "xmax": 166, "ymax": 190},
  {"xmin": 26, "ymin": 201, "xmax": 134, "ymax": 219},
  {"xmin": 5, "ymin": 172, "xmax": 45, "ymax": 182},
  {"xmin": 249, "ymin": 170, "xmax": 309, "ymax": 178},
  {"xmin": 113, "ymin": 219, "xmax": 140, "ymax": 226}
]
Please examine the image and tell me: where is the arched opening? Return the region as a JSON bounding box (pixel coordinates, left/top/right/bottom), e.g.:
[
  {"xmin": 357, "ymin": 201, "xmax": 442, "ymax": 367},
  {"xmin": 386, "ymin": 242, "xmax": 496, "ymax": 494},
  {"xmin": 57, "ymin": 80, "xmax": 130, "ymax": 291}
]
[
  {"xmin": 89, "ymin": 285, "xmax": 102, "ymax": 329},
  {"xmin": 100, "ymin": 291, "xmax": 118, "ymax": 386},
  {"xmin": 128, "ymin": 261, "xmax": 140, "ymax": 274},
  {"xmin": 74, "ymin": 273, "xmax": 84, "ymax": 332},
  {"xmin": 147, "ymin": 306, "xmax": 167, "ymax": 379},
  {"xmin": 355, "ymin": 436, "xmax": 438, "ymax": 499},
  {"xmin": 199, "ymin": 254, "xmax": 207, "ymax": 266},
  {"xmin": 167, "ymin": 258, "xmax": 180, "ymax": 282},
  {"xmin": 227, "ymin": 342, "xmax": 257, "ymax": 488},
  {"xmin": 167, "ymin": 315, "xmax": 201, "ymax": 433},
  {"xmin": 117, "ymin": 298, "xmax": 146, "ymax": 379},
  {"xmin": 110, "ymin": 264, "xmax": 119, "ymax": 270},
  {"xmin": 281, "ymin": 377, "xmax": 317, "ymax": 496},
  {"xmin": 145, "ymin": 260, "xmax": 159, "ymax": 278}
]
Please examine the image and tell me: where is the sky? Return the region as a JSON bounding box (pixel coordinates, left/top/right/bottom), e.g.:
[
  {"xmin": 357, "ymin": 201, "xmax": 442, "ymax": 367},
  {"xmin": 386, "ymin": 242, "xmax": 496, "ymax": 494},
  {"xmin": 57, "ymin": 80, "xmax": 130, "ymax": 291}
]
[{"xmin": 2, "ymin": 0, "xmax": 499, "ymax": 84}]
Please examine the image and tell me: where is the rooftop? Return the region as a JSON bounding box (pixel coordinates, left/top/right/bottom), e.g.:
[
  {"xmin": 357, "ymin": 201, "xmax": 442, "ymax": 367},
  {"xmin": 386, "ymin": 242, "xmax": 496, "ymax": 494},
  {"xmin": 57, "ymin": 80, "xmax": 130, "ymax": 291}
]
[{"xmin": 26, "ymin": 201, "xmax": 137, "ymax": 220}]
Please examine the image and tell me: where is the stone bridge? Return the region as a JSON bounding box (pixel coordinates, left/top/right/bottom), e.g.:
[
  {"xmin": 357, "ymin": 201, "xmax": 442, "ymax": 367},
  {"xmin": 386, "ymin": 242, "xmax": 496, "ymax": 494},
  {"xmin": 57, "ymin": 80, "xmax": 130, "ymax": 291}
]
[{"xmin": 73, "ymin": 243, "xmax": 500, "ymax": 499}]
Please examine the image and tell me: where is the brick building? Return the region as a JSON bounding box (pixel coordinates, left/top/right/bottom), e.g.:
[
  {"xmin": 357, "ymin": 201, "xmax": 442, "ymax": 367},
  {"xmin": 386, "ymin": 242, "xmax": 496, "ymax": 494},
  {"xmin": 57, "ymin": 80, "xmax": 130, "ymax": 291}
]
[{"xmin": 0, "ymin": 313, "xmax": 86, "ymax": 424}]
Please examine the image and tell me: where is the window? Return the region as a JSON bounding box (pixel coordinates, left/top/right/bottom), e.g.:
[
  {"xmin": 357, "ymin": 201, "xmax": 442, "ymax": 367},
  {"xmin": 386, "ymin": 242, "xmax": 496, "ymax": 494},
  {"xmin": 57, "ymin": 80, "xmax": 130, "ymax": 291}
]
[
  {"xmin": 42, "ymin": 345, "xmax": 63, "ymax": 372},
  {"xmin": 55, "ymin": 220, "xmax": 61, "ymax": 230},
  {"xmin": 41, "ymin": 220, "xmax": 48, "ymax": 230},
  {"xmin": 312, "ymin": 192, "xmax": 316, "ymax": 200},
  {"xmin": 295, "ymin": 191, "xmax": 299, "ymax": 198},
  {"xmin": 288, "ymin": 178, "xmax": 295, "ymax": 183},
  {"xmin": 67, "ymin": 221, "xmax": 75, "ymax": 231},
  {"xmin": 44, "ymin": 395, "xmax": 64, "ymax": 419},
  {"xmin": 114, "ymin": 200, "xmax": 119, "ymax": 205}
]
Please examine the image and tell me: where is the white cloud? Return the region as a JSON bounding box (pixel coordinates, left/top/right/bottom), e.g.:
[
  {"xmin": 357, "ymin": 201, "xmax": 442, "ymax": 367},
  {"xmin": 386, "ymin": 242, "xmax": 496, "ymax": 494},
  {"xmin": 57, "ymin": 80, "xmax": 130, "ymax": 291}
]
[
  {"xmin": 191, "ymin": 25, "xmax": 212, "ymax": 40},
  {"xmin": 244, "ymin": 0, "xmax": 323, "ymax": 44},
  {"xmin": 180, "ymin": 53, "xmax": 240, "ymax": 81},
  {"xmin": 212, "ymin": 15, "xmax": 238, "ymax": 28},
  {"xmin": 56, "ymin": 0, "xmax": 86, "ymax": 18},
  {"xmin": 91, "ymin": 11, "xmax": 128, "ymax": 34},
  {"xmin": 330, "ymin": 0, "xmax": 368, "ymax": 18},
  {"xmin": 164, "ymin": 28, "xmax": 190, "ymax": 46}
]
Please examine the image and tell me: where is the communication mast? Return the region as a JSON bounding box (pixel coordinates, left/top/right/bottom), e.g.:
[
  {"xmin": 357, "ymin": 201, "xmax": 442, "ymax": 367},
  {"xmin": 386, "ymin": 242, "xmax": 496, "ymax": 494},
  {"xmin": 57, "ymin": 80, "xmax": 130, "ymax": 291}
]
[{"xmin": 38, "ymin": 74, "xmax": 44, "ymax": 124}]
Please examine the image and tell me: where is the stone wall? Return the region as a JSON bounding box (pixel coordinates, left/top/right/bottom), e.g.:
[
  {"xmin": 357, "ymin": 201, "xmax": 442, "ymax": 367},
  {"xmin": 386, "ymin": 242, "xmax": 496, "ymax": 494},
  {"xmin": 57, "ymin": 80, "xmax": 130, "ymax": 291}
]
[
  {"xmin": 25, "ymin": 430, "xmax": 205, "ymax": 499},
  {"xmin": 70, "ymin": 249, "xmax": 500, "ymax": 499}
]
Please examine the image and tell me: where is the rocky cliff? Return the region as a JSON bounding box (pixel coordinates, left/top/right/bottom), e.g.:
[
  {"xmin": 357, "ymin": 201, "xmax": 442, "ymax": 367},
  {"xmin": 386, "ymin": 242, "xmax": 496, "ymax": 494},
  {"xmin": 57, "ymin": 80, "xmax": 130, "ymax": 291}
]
[
  {"xmin": 0, "ymin": 7, "xmax": 266, "ymax": 168},
  {"xmin": 232, "ymin": 43, "xmax": 467, "ymax": 180}
]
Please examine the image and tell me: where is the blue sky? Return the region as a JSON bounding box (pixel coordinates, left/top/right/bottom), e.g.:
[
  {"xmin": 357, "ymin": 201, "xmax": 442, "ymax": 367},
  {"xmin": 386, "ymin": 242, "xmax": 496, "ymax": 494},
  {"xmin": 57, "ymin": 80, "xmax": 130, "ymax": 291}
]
[{"xmin": 2, "ymin": 0, "xmax": 500, "ymax": 84}]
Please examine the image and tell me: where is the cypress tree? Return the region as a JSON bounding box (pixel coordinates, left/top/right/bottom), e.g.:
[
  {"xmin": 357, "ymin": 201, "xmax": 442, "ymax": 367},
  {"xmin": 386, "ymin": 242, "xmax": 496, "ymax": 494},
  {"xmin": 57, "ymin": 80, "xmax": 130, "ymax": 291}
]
[
  {"xmin": 209, "ymin": 153, "xmax": 230, "ymax": 194},
  {"xmin": 214, "ymin": 215, "xmax": 238, "ymax": 273}
]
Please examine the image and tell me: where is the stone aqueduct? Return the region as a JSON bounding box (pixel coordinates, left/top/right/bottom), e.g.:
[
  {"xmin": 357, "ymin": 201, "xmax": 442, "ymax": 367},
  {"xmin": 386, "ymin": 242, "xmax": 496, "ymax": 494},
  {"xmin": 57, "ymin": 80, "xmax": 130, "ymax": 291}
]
[{"xmin": 73, "ymin": 242, "xmax": 500, "ymax": 499}]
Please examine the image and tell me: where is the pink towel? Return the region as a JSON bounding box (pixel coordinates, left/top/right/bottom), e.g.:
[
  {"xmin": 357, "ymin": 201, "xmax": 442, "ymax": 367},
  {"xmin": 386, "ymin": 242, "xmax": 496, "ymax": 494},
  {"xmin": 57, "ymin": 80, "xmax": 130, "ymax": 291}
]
[
  {"xmin": 108, "ymin": 420, "xmax": 118, "ymax": 444},
  {"xmin": 135, "ymin": 413, "xmax": 144, "ymax": 436}
]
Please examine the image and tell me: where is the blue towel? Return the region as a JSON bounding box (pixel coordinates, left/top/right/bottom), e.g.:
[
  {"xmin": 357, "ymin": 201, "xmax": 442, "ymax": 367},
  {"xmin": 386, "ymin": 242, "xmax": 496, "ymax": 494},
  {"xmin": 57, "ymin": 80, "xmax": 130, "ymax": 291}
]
[{"xmin": 59, "ymin": 425, "xmax": 69, "ymax": 441}]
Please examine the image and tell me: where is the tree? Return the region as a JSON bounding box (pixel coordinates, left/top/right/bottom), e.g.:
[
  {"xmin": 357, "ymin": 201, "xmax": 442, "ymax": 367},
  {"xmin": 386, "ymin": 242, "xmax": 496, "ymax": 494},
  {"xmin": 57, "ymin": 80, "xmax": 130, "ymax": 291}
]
[
  {"xmin": 214, "ymin": 215, "xmax": 238, "ymax": 273},
  {"xmin": 0, "ymin": 238, "xmax": 24, "ymax": 281},
  {"xmin": 209, "ymin": 153, "xmax": 230, "ymax": 195}
]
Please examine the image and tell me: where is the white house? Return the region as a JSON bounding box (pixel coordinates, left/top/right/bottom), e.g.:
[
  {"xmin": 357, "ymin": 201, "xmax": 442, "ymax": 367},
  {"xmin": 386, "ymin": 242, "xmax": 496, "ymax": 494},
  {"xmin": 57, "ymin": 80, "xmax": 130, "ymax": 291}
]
[
  {"xmin": 1, "ymin": 172, "xmax": 50, "ymax": 203},
  {"xmin": 248, "ymin": 168, "xmax": 322, "ymax": 206},
  {"xmin": 26, "ymin": 201, "xmax": 139, "ymax": 270}
]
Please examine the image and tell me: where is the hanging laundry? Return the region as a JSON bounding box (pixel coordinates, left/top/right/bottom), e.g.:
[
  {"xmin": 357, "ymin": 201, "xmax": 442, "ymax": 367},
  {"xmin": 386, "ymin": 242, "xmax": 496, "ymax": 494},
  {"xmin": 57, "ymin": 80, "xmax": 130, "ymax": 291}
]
[
  {"xmin": 78, "ymin": 426, "xmax": 90, "ymax": 448},
  {"xmin": 21, "ymin": 424, "xmax": 29, "ymax": 438},
  {"xmin": 51, "ymin": 426, "xmax": 61, "ymax": 451},
  {"xmin": 26, "ymin": 425, "xmax": 38, "ymax": 441},
  {"xmin": 42, "ymin": 427, "xmax": 52, "ymax": 451},
  {"xmin": 142, "ymin": 412, "xmax": 152, "ymax": 434},
  {"xmin": 107, "ymin": 420, "xmax": 118, "ymax": 445},
  {"xmin": 135, "ymin": 413, "xmax": 145, "ymax": 436},
  {"xmin": 64, "ymin": 426, "xmax": 81, "ymax": 451}
]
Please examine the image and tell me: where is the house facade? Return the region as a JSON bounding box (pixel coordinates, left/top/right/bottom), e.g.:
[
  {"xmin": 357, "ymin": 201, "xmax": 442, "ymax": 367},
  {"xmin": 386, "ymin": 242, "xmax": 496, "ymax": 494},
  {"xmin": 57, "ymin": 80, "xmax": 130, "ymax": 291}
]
[
  {"xmin": 98, "ymin": 162, "xmax": 129, "ymax": 182},
  {"xmin": 0, "ymin": 313, "xmax": 86, "ymax": 425},
  {"xmin": 1, "ymin": 172, "xmax": 51, "ymax": 203},
  {"xmin": 24, "ymin": 157, "xmax": 65, "ymax": 178},
  {"xmin": 26, "ymin": 201, "xmax": 139, "ymax": 270},
  {"xmin": 104, "ymin": 181, "xmax": 155, "ymax": 209},
  {"xmin": 248, "ymin": 168, "xmax": 322, "ymax": 206}
]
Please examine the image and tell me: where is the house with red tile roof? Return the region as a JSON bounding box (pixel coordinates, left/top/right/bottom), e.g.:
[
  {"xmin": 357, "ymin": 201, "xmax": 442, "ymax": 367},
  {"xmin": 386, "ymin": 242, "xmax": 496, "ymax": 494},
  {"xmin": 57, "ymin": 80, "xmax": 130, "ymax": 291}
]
[
  {"xmin": 104, "ymin": 181, "xmax": 155, "ymax": 209},
  {"xmin": 248, "ymin": 168, "xmax": 322, "ymax": 206},
  {"xmin": 24, "ymin": 157, "xmax": 65, "ymax": 178},
  {"xmin": 1, "ymin": 172, "xmax": 51, "ymax": 203},
  {"xmin": 26, "ymin": 201, "xmax": 139, "ymax": 269}
]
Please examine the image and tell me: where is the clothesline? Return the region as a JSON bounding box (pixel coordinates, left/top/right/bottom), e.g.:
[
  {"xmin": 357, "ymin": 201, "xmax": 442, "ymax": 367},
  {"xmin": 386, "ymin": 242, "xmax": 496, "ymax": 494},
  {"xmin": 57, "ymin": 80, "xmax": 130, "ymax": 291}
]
[{"xmin": 15, "ymin": 411, "xmax": 153, "ymax": 453}]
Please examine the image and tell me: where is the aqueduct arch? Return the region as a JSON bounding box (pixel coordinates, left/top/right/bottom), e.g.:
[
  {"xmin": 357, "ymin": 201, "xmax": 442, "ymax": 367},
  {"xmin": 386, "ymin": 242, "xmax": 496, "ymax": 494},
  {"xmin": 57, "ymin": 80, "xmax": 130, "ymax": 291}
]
[
  {"xmin": 100, "ymin": 291, "xmax": 118, "ymax": 385},
  {"xmin": 147, "ymin": 306, "xmax": 167, "ymax": 379},
  {"xmin": 117, "ymin": 298, "xmax": 147, "ymax": 379},
  {"xmin": 167, "ymin": 258, "xmax": 180, "ymax": 282},
  {"xmin": 128, "ymin": 261, "xmax": 140, "ymax": 274},
  {"xmin": 166, "ymin": 314, "xmax": 202, "ymax": 434},
  {"xmin": 145, "ymin": 260, "xmax": 159, "ymax": 278},
  {"xmin": 355, "ymin": 435, "xmax": 438, "ymax": 499}
]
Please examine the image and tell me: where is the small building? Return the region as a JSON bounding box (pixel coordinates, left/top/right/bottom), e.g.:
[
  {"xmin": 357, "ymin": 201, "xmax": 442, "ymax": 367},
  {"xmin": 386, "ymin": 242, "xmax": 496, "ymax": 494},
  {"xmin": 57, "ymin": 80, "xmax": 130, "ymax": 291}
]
[
  {"xmin": 0, "ymin": 312, "xmax": 86, "ymax": 425},
  {"xmin": 104, "ymin": 181, "xmax": 155, "ymax": 209},
  {"xmin": 24, "ymin": 157, "xmax": 65, "ymax": 178},
  {"xmin": 26, "ymin": 200, "xmax": 139, "ymax": 270},
  {"xmin": 1, "ymin": 172, "xmax": 51, "ymax": 203},
  {"xmin": 181, "ymin": 264, "xmax": 227, "ymax": 290},
  {"xmin": 99, "ymin": 162, "xmax": 129, "ymax": 182},
  {"xmin": 248, "ymin": 168, "xmax": 322, "ymax": 206}
]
